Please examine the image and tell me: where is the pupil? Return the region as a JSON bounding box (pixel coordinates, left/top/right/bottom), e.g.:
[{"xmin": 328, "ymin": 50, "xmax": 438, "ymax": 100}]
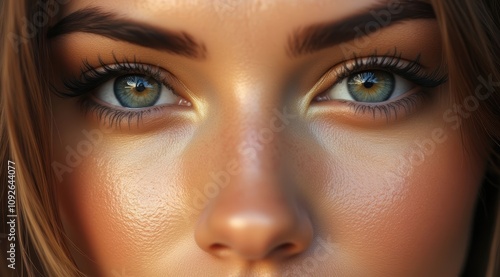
[
  {"xmin": 364, "ymin": 81, "xmax": 374, "ymax": 89},
  {"xmin": 136, "ymin": 82, "xmax": 146, "ymax": 92}
]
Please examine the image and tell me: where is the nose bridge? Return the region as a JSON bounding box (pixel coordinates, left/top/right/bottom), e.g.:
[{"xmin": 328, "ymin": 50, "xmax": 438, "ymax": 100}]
[
  {"xmin": 232, "ymin": 108, "xmax": 287, "ymax": 176},
  {"xmin": 207, "ymin": 89, "xmax": 291, "ymax": 210},
  {"xmin": 213, "ymin": 77, "xmax": 293, "ymax": 175}
]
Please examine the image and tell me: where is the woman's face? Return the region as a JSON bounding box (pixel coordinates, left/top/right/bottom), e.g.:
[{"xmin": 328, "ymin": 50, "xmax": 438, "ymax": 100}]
[{"xmin": 49, "ymin": 0, "xmax": 487, "ymax": 276}]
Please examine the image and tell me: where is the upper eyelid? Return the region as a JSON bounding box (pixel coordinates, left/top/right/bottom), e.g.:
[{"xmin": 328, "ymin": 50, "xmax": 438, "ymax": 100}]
[
  {"xmin": 80, "ymin": 60, "xmax": 165, "ymax": 81},
  {"xmin": 307, "ymin": 52, "xmax": 447, "ymax": 105},
  {"xmin": 66, "ymin": 57, "xmax": 204, "ymax": 111},
  {"xmin": 332, "ymin": 55, "xmax": 447, "ymax": 87},
  {"xmin": 60, "ymin": 57, "xmax": 176, "ymax": 98},
  {"xmin": 62, "ymin": 52, "xmax": 446, "ymax": 101},
  {"xmin": 315, "ymin": 55, "xmax": 417, "ymax": 91},
  {"xmin": 335, "ymin": 55, "xmax": 422, "ymax": 80}
]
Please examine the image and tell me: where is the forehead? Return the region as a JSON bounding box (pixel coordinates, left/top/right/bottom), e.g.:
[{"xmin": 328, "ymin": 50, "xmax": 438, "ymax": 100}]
[
  {"xmin": 57, "ymin": 0, "xmax": 380, "ymax": 28},
  {"xmin": 53, "ymin": 0, "xmax": 411, "ymax": 64}
]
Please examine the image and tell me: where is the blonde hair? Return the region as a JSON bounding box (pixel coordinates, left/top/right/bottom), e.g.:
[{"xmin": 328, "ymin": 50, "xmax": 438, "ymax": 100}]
[{"xmin": 0, "ymin": 0, "xmax": 499, "ymax": 276}]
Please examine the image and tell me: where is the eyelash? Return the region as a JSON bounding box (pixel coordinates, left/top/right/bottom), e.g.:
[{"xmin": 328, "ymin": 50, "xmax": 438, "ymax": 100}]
[
  {"xmin": 316, "ymin": 50, "xmax": 448, "ymax": 119},
  {"xmin": 58, "ymin": 51, "xmax": 447, "ymax": 127},
  {"xmin": 57, "ymin": 54, "xmax": 176, "ymax": 128}
]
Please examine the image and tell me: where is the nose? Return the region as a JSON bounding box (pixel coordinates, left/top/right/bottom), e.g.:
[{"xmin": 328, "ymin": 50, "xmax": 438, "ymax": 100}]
[
  {"xmin": 193, "ymin": 128, "xmax": 313, "ymax": 261},
  {"xmin": 194, "ymin": 180, "xmax": 313, "ymax": 261}
]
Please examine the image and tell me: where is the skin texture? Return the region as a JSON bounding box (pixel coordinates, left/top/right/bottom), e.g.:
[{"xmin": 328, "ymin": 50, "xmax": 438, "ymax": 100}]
[{"xmin": 48, "ymin": 0, "xmax": 487, "ymax": 276}]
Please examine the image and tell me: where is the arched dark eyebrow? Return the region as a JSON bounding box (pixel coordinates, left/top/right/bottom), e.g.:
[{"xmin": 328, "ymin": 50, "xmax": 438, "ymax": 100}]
[
  {"xmin": 287, "ymin": 0, "xmax": 435, "ymax": 57},
  {"xmin": 47, "ymin": 7, "xmax": 207, "ymax": 59}
]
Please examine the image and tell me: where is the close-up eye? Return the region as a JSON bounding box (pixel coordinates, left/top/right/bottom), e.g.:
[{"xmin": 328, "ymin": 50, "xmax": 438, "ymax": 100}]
[
  {"xmin": 313, "ymin": 55, "xmax": 447, "ymax": 108},
  {"xmin": 320, "ymin": 70, "xmax": 415, "ymax": 103},
  {"xmin": 94, "ymin": 73, "xmax": 187, "ymax": 108}
]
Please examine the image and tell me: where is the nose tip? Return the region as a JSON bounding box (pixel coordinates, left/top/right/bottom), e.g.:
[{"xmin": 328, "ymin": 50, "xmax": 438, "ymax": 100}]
[
  {"xmin": 224, "ymin": 212, "xmax": 312, "ymax": 260},
  {"xmin": 194, "ymin": 199, "xmax": 313, "ymax": 261}
]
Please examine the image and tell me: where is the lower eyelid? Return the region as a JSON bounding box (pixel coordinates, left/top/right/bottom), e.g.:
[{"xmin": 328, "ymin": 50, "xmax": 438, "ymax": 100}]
[
  {"xmin": 79, "ymin": 95, "xmax": 192, "ymax": 130},
  {"xmin": 350, "ymin": 92, "xmax": 424, "ymax": 118},
  {"xmin": 308, "ymin": 89, "xmax": 429, "ymax": 126}
]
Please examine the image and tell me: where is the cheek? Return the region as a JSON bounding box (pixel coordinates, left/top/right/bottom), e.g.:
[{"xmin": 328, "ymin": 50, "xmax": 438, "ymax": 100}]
[
  {"xmin": 53, "ymin": 123, "xmax": 197, "ymax": 275},
  {"xmin": 301, "ymin": 119, "xmax": 485, "ymax": 275}
]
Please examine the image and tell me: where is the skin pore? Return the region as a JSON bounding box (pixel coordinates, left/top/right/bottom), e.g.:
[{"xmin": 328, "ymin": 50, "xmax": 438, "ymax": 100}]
[{"xmin": 48, "ymin": 0, "xmax": 487, "ymax": 276}]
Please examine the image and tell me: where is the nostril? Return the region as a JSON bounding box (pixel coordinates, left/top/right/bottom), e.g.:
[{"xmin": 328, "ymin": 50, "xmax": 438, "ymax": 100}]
[
  {"xmin": 274, "ymin": 242, "xmax": 294, "ymax": 252},
  {"xmin": 271, "ymin": 242, "xmax": 301, "ymax": 258},
  {"xmin": 208, "ymin": 243, "xmax": 233, "ymax": 258},
  {"xmin": 274, "ymin": 243, "xmax": 295, "ymax": 252},
  {"xmin": 194, "ymin": 190, "xmax": 314, "ymax": 261},
  {"xmin": 207, "ymin": 241, "xmax": 301, "ymax": 260},
  {"xmin": 209, "ymin": 243, "xmax": 228, "ymax": 252}
]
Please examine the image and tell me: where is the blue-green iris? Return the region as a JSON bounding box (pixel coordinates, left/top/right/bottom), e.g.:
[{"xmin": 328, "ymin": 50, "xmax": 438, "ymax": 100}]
[
  {"xmin": 347, "ymin": 71, "xmax": 395, "ymax": 102},
  {"xmin": 114, "ymin": 75, "xmax": 161, "ymax": 108}
]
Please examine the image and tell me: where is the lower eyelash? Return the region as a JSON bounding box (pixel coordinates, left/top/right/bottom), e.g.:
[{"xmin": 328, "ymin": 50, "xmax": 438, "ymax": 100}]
[
  {"xmin": 312, "ymin": 49, "xmax": 447, "ymax": 121},
  {"xmin": 56, "ymin": 54, "xmax": 175, "ymax": 128},
  {"xmin": 346, "ymin": 90, "xmax": 427, "ymax": 122},
  {"xmin": 79, "ymin": 97, "xmax": 162, "ymax": 129}
]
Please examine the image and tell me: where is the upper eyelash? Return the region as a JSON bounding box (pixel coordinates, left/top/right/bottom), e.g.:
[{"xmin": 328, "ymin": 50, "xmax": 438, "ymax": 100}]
[
  {"xmin": 315, "ymin": 49, "xmax": 448, "ymax": 121},
  {"xmin": 57, "ymin": 54, "xmax": 171, "ymax": 98},
  {"xmin": 335, "ymin": 49, "xmax": 448, "ymax": 88},
  {"xmin": 54, "ymin": 54, "xmax": 177, "ymax": 128}
]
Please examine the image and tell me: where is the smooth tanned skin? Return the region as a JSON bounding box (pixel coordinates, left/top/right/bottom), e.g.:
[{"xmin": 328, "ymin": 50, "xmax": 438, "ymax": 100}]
[{"xmin": 49, "ymin": 0, "xmax": 486, "ymax": 276}]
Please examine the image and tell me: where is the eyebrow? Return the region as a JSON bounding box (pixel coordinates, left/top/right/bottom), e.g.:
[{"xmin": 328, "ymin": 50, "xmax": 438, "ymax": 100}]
[
  {"xmin": 47, "ymin": 8, "xmax": 207, "ymax": 59},
  {"xmin": 287, "ymin": 0, "xmax": 436, "ymax": 57}
]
